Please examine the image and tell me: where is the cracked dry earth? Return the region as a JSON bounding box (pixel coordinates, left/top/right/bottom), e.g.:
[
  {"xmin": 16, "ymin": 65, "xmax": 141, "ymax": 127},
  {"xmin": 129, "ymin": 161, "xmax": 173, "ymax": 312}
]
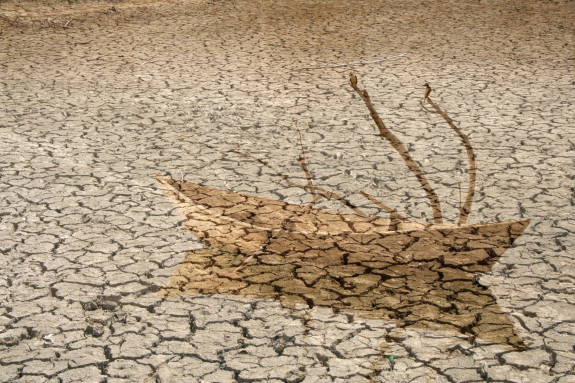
[{"xmin": 1, "ymin": 0, "xmax": 574, "ymax": 382}]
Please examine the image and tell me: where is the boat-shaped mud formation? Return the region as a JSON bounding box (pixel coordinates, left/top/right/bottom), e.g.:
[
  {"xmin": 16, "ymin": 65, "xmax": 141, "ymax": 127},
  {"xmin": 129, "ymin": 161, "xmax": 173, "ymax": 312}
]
[
  {"xmin": 156, "ymin": 175, "xmax": 529, "ymax": 276},
  {"xmin": 157, "ymin": 77, "xmax": 530, "ymax": 348}
]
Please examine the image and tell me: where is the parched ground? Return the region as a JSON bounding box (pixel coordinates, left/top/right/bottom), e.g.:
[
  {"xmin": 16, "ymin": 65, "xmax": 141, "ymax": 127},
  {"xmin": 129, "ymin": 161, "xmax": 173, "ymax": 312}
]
[{"xmin": 1, "ymin": 0, "xmax": 574, "ymax": 382}]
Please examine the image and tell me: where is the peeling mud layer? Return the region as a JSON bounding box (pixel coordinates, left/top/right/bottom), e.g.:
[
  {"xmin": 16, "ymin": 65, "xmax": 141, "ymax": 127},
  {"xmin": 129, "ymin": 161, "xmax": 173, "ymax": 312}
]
[{"xmin": 1, "ymin": 0, "xmax": 575, "ymax": 382}]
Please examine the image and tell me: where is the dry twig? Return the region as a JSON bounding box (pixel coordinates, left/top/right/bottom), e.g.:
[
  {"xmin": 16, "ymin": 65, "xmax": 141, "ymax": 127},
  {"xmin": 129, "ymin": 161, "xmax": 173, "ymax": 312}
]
[
  {"xmin": 63, "ymin": 18, "xmax": 74, "ymax": 28},
  {"xmin": 349, "ymin": 74, "xmax": 444, "ymax": 224},
  {"xmin": 294, "ymin": 119, "xmax": 316, "ymax": 197},
  {"xmin": 359, "ymin": 191, "xmax": 406, "ymax": 221},
  {"xmin": 421, "ymin": 84, "xmax": 476, "ymax": 225}
]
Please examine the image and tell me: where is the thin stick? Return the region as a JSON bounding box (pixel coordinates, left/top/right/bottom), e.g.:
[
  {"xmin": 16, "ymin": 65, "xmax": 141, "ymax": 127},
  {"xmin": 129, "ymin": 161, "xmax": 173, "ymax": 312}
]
[
  {"xmin": 421, "ymin": 85, "xmax": 476, "ymax": 225},
  {"xmin": 294, "ymin": 120, "xmax": 316, "ymax": 197},
  {"xmin": 305, "ymin": 193, "xmax": 324, "ymax": 209},
  {"xmin": 359, "ymin": 191, "xmax": 406, "ymax": 221},
  {"xmin": 349, "ymin": 75, "xmax": 444, "ymax": 224},
  {"xmin": 297, "ymin": 53, "xmax": 407, "ymax": 70},
  {"xmin": 458, "ymin": 182, "xmax": 463, "ymax": 225},
  {"xmin": 313, "ymin": 186, "xmax": 367, "ymax": 217},
  {"xmin": 420, "ymin": 103, "xmax": 439, "ymax": 114}
]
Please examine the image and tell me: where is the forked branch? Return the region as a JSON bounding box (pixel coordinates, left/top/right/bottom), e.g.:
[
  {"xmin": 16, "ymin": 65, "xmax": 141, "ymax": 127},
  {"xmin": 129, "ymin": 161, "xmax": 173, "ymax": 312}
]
[{"xmin": 349, "ymin": 74, "xmax": 444, "ymax": 224}]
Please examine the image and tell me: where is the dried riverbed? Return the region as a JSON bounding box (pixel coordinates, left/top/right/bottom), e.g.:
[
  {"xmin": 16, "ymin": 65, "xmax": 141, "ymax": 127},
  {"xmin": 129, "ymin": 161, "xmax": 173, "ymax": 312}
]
[{"xmin": 1, "ymin": 0, "xmax": 574, "ymax": 381}]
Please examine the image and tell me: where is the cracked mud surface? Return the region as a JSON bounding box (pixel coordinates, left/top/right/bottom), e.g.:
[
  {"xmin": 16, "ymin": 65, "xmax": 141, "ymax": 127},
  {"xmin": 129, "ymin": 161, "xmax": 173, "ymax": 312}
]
[{"xmin": 1, "ymin": 0, "xmax": 575, "ymax": 381}]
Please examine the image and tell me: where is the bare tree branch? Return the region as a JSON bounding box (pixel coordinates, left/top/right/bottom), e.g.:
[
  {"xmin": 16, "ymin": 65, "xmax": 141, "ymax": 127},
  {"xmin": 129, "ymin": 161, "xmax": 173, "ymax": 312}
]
[
  {"xmin": 293, "ymin": 119, "xmax": 316, "ymax": 197},
  {"xmin": 349, "ymin": 74, "xmax": 444, "ymax": 224},
  {"xmin": 421, "ymin": 84, "xmax": 476, "ymax": 225}
]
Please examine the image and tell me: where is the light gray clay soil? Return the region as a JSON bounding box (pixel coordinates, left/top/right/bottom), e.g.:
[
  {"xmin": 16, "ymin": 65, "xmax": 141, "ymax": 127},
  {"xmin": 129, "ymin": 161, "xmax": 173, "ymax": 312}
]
[{"xmin": 1, "ymin": 0, "xmax": 574, "ymax": 381}]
